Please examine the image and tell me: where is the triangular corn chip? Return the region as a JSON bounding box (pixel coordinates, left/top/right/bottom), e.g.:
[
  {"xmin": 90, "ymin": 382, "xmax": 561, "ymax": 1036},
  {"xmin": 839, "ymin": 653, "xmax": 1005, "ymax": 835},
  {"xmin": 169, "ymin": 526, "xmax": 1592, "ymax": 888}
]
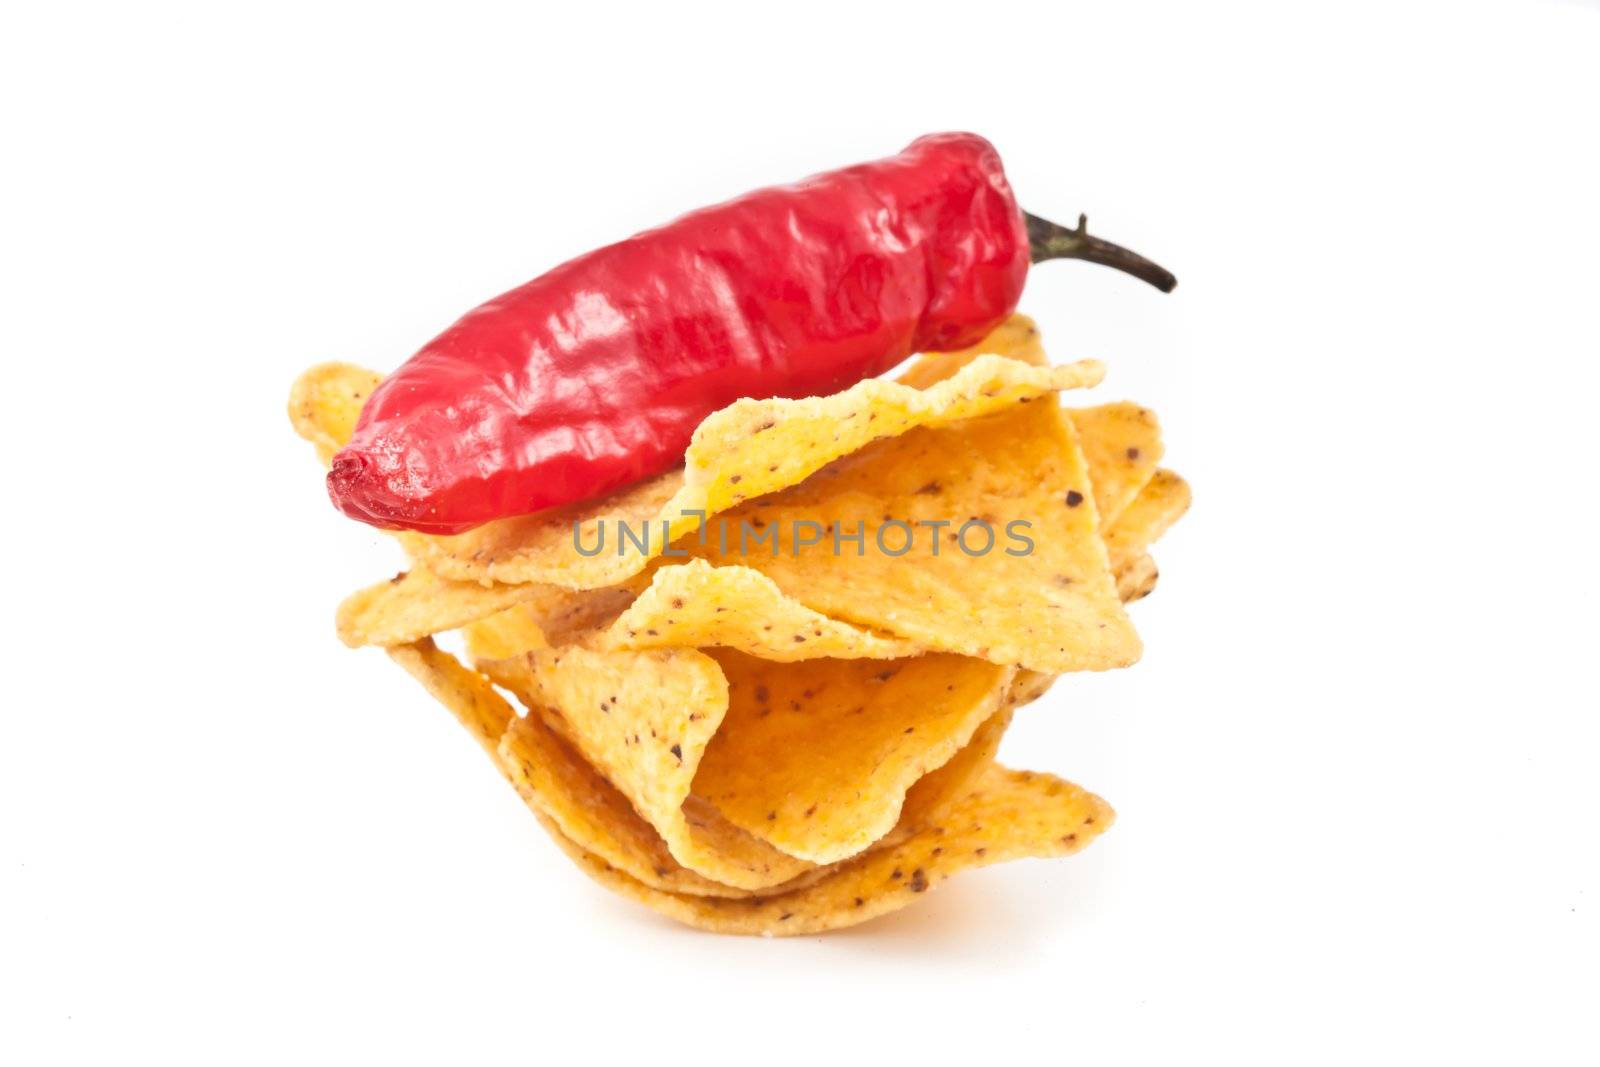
[
  {"xmin": 325, "ymin": 408, "xmax": 1166, "ymax": 650},
  {"xmin": 507, "ymin": 642, "xmax": 1019, "ymax": 872},
  {"xmin": 383, "ymin": 634, "xmax": 1044, "ymax": 907},
  {"xmin": 1105, "ymin": 468, "xmax": 1191, "ymax": 573},
  {"xmin": 1066, "ymin": 402, "xmax": 1164, "ymax": 527},
  {"xmin": 539, "ymin": 763, "xmax": 1114, "ymax": 936},
  {"xmin": 487, "ymin": 651, "xmax": 1033, "ymax": 897},
  {"xmin": 596, "ymin": 559, "xmax": 917, "ymax": 660},
  {"xmin": 686, "ymin": 396, "xmax": 1140, "ymax": 673},
  {"xmin": 1117, "ymin": 554, "xmax": 1160, "ymax": 603},
  {"xmin": 460, "ymin": 603, "xmax": 551, "ymax": 661},
  {"xmin": 338, "ymin": 567, "xmax": 540, "ymax": 648},
  {"xmin": 695, "ymin": 650, "xmax": 1013, "ymax": 863},
  {"xmin": 512, "ymin": 645, "xmax": 817, "ymax": 890}
]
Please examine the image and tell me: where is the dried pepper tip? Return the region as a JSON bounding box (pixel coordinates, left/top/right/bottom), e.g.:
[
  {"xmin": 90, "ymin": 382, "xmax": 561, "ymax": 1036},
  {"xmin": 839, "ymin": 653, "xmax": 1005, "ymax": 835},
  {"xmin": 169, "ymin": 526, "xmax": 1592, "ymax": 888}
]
[{"xmin": 1024, "ymin": 211, "xmax": 1178, "ymax": 293}]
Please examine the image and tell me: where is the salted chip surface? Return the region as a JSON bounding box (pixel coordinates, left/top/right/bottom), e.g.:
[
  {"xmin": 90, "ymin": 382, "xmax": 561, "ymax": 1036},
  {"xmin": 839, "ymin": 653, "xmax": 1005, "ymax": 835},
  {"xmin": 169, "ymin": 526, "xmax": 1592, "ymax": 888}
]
[
  {"xmin": 540, "ymin": 763, "xmax": 1114, "ymax": 936},
  {"xmin": 406, "ymin": 355, "xmax": 1103, "ymax": 589},
  {"xmin": 597, "ymin": 559, "xmax": 917, "ymax": 661},
  {"xmin": 694, "ymin": 650, "xmax": 1014, "ymax": 863},
  {"xmin": 689, "ymin": 395, "xmax": 1140, "ymax": 674}
]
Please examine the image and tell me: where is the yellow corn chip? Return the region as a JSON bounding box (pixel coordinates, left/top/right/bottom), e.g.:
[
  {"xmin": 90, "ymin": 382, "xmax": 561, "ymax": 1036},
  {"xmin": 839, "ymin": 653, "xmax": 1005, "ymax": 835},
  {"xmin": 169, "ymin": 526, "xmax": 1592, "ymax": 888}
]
[
  {"xmin": 399, "ymin": 630, "xmax": 1035, "ymax": 895},
  {"xmin": 897, "ymin": 316, "xmax": 1163, "ymax": 534},
  {"xmin": 338, "ymin": 565, "xmax": 650, "ymax": 650},
  {"xmin": 409, "ymin": 355, "xmax": 1103, "ymax": 589},
  {"xmin": 514, "ymin": 641, "xmax": 1026, "ymax": 872},
  {"xmin": 1105, "ymin": 468, "xmax": 1191, "ymax": 573},
  {"xmin": 597, "ymin": 559, "xmax": 916, "ymax": 661},
  {"xmin": 539, "ymin": 763, "xmax": 1114, "ymax": 936},
  {"xmin": 287, "ymin": 362, "xmax": 382, "ymax": 466},
  {"xmin": 861, "ymin": 699, "xmax": 1014, "ymax": 847},
  {"xmin": 1117, "ymin": 554, "xmax": 1160, "ymax": 603},
  {"xmin": 694, "ymin": 650, "xmax": 1014, "ymax": 863},
  {"xmin": 497, "ymin": 705, "xmax": 772, "ymax": 900},
  {"xmin": 433, "ymin": 410, "xmax": 1158, "ymax": 658},
  {"xmin": 515, "ymin": 645, "xmax": 818, "ymax": 890},
  {"xmin": 487, "ymin": 651, "xmax": 1031, "ymax": 898},
  {"xmin": 688, "ymin": 395, "xmax": 1140, "ymax": 674},
  {"xmin": 1067, "ymin": 402, "xmax": 1164, "ymax": 527},
  {"xmin": 460, "ymin": 603, "xmax": 551, "ymax": 661},
  {"xmin": 379, "ymin": 410, "xmax": 1163, "ymax": 656},
  {"xmin": 337, "ymin": 568, "xmax": 545, "ymax": 648},
  {"xmin": 1008, "ymin": 668, "xmax": 1058, "ymax": 709}
]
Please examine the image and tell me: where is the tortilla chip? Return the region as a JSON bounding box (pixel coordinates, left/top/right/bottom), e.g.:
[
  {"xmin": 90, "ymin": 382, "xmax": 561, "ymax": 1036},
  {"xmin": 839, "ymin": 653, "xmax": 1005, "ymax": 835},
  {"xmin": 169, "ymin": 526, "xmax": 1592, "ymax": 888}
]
[
  {"xmin": 694, "ymin": 650, "xmax": 1014, "ymax": 863},
  {"xmin": 539, "ymin": 763, "xmax": 1114, "ymax": 936},
  {"xmin": 888, "ymin": 700, "xmax": 1013, "ymax": 838},
  {"xmin": 598, "ymin": 559, "xmax": 917, "ymax": 661},
  {"xmin": 395, "ymin": 634, "xmax": 1039, "ymax": 901},
  {"xmin": 1007, "ymin": 669, "xmax": 1058, "ymax": 710},
  {"xmin": 487, "ymin": 653, "xmax": 1033, "ymax": 898},
  {"xmin": 1105, "ymin": 469, "xmax": 1191, "ymax": 573},
  {"xmin": 460, "ymin": 604, "xmax": 552, "ymax": 661},
  {"xmin": 514, "ymin": 645, "xmax": 817, "ymax": 890},
  {"xmin": 1067, "ymin": 402, "xmax": 1164, "ymax": 527},
  {"xmin": 689, "ymin": 395, "xmax": 1140, "ymax": 674},
  {"xmin": 412, "ymin": 355, "xmax": 1103, "ymax": 589},
  {"xmin": 497, "ymin": 706, "xmax": 775, "ymax": 900},
  {"xmin": 464, "ymin": 578, "xmax": 648, "ymax": 659},
  {"xmin": 899, "ymin": 318, "xmax": 1163, "ymax": 536},
  {"xmin": 1117, "ymin": 554, "xmax": 1160, "ymax": 603},
  {"xmin": 349, "ymin": 411, "xmax": 1166, "ymax": 654},
  {"xmin": 337, "ymin": 568, "xmax": 545, "ymax": 648},
  {"xmin": 288, "ymin": 362, "xmax": 383, "ymax": 466}
]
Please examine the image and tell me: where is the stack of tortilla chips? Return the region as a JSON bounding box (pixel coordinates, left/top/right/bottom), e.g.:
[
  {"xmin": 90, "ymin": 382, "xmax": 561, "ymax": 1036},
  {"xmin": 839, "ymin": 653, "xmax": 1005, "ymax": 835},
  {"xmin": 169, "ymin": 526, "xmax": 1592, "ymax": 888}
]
[{"xmin": 289, "ymin": 316, "xmax": 1189, "ymax": 935}]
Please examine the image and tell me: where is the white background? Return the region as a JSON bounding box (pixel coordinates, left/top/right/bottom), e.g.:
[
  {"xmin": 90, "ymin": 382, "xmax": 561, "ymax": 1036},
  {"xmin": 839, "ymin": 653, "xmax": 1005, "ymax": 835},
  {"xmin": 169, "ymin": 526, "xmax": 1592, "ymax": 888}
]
[{"xmin": 4, "ymin": 1, "xmax": 1597, "ymax": 1063}]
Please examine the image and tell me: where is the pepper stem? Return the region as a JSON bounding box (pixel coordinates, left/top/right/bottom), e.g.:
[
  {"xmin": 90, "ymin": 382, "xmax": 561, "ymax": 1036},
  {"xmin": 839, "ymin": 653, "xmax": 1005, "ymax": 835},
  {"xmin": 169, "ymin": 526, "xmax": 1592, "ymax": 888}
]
[{"xmin": 1024, "ymin": 211, "xmax": 1177, "ymax": 293}]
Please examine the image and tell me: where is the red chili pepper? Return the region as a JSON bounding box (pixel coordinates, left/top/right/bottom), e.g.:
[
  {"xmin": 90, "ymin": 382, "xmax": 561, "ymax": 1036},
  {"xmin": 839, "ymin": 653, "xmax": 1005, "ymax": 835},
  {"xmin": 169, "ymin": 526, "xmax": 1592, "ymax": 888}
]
[{"xmin": 329, "ymin": 132, "xmax": 1174, "ymax": 534}]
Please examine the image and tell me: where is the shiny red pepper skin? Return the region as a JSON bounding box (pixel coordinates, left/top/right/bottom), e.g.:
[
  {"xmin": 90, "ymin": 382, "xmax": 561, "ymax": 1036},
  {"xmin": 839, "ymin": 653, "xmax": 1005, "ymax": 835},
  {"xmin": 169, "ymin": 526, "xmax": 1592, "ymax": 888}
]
[{"xmin": 329, "ymin": 133, "xmax": 1030, "ymax": 534}]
